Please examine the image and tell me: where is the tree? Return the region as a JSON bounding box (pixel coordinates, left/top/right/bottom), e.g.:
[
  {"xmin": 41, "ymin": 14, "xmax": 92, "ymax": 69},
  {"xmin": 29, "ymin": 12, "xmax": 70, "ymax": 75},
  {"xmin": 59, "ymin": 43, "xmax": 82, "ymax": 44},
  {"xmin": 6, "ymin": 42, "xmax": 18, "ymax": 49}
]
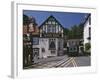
[
  {"xmin": 23, "ymin": 14, "xmax": 29, "ymax": 25},
  {"xmin": 65, "ymin": 23, "xmax": 84, "ymax": 39},
  {"xmin": 63, "ymin": 28, "xmax": 69, "ymax": 35}
]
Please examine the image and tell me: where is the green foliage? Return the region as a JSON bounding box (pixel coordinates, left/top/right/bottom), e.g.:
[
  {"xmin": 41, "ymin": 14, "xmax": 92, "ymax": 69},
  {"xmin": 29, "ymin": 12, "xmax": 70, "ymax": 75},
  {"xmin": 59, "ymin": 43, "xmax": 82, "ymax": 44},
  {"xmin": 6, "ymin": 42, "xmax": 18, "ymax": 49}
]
[
  {"xmin": 23, "ymin": 14, "xmax": 37, "ymax": 26},
  {"xmin": 63, "ymin": 28, "xmax": 69, "ymax": 35},
  {"xmin": 85, "ymin": 43, "xmax": 91, "ymax": 51},
  {"xmin": 84, "ymin": 43, "xmax": 91, "ymax": 56},
  {"xmin": 64, "ymin": 23, "xmax": 84, "ymax": 39},
  {"xmin": 23, "ymin": 14, "xmax": 29, "ymax": 25},
  {"xmin": 85, "ymin": 43, "xmax": 91, "ymax": 56}
]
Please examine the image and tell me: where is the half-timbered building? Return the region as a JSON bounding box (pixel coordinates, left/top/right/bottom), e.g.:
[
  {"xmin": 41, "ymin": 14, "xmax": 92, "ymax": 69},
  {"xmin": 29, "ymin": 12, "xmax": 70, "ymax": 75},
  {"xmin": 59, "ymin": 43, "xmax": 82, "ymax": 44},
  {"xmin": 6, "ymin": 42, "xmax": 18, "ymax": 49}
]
[{"xmin": 38, "ymin": 15, "xmax": 64, "ymax": 58}]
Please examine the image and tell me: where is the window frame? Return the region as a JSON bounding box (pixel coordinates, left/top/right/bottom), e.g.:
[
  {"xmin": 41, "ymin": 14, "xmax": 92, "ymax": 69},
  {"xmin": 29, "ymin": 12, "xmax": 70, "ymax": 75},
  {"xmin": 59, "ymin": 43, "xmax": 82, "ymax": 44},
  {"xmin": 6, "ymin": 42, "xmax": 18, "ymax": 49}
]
[{"xmin": 32, "ymin": 37, "xmax": 39, "ymax": 45}]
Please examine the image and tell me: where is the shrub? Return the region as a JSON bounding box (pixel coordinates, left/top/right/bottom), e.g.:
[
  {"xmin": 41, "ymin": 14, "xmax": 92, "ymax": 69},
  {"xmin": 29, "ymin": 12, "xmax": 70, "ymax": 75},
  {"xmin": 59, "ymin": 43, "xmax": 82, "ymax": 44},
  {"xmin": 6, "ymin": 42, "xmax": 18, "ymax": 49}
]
[
  {"xmin": 84, "ymin": 43, "xmax": 91, "ymax": 56},
  {"xmin": 85, "ymin": 43, "xmax": 91, "ymax": 51}
]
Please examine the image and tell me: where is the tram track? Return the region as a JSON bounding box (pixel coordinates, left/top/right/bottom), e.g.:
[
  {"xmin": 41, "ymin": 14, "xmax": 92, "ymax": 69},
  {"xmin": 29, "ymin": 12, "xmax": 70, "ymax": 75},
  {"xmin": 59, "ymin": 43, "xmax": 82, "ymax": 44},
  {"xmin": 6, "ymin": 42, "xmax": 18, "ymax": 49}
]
[
  {"xmin": 25, "ymin": 57, "xmax": 78, "ymax": 69},
  {"xmin": 50, "ymin": 57, "xmax": 77, "ymax": 67}
]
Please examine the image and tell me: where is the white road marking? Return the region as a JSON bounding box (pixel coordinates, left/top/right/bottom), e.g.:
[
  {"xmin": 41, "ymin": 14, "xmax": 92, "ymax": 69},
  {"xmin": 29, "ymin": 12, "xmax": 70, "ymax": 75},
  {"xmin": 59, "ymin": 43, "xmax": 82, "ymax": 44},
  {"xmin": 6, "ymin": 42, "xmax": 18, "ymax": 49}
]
[
  {"xmin": 72, "ymin": 58, "xmax": 77, "ymax": 67},
  {"xmin": 62, "ymin": 57, "xmax": 77, "ymax": 67}
]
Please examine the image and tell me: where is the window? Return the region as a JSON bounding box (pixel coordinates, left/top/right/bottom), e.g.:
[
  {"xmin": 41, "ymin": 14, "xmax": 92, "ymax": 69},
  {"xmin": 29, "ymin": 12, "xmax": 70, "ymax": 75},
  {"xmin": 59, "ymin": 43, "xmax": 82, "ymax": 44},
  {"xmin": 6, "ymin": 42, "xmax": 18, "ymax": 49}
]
[
  {"xmin": 52, "ymin": 21, "xmax": 55, "ymax": 24},
  {"xmin": 48, "ymin": 21, "xmax": 51, "ymax": 24},
  {"xmin": 47, "ymin": 24, "xmax": 56, "ymax": 33},
  {"xmin": 52, "ymin": 26, "xmax": 56, "ymax": 33},
  {"xmin": 42, "ymin": 48, "xmax": 45, "ymax": 52},
  {"xmin": 42, "ymin": 25, "xmax": 46, "ymax": 33},
  {"xmin": 73, "ymin": 47, "xmax": 77, "ymax": 51},
  {"xmin": 51, "ymin": 50, "xmax": 56, "ymax": 54},
  {"xmin": 29, "ymin": 23, "xmax": 35, "ymax": 32},
  {"xmin": 89, "ymin": 17, "xmax": 91, "ymax": 25},
  {"xmin": 47, "ymin": 26, "xmax": 51, "ymax": 32},
  {"xmin": 69, "ymin": 47, "xmax": 77, "ymax": 52},
  {"xmin": 89, "ymin": 27, "xmax": 91, "ymax": 37},
  {"xmin": 33, "ymin": 37, "xmax": 39, "ymax": 45},
  {"xmin": 69, "ymin": 48, "xmax": 72, "ymax": 52}
]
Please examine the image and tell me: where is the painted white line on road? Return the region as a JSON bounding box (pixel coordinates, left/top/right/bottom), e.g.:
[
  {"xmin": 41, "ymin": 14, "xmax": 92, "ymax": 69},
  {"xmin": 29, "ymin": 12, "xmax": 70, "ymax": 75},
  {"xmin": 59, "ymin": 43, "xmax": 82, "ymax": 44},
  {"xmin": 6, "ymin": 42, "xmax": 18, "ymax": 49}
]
[
  {"xmin": 48, "ymin": 57, "xmax": 70, "ymax": 68},
  {"xmin": 72, "ymin": 58, "xmax": 77, "ymax": 67},
  {"xmin": 62, "ymin": 57, "xmax": 77, "ymax": 67},
  {"xmin": 60, "ymin": 58, "xmax": 73, "ymax": 67},
  {"xmin": 72, "ymin": 60, "xmax": 77, "ymax": 67}
]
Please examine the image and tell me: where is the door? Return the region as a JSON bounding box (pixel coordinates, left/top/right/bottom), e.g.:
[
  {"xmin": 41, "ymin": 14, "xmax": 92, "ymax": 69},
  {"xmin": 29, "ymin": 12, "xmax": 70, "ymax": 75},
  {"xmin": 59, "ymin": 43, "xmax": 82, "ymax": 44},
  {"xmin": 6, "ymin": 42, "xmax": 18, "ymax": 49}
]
[
  {"xmin": 58, "ymin": 39, "xmax": 63, "ymax": 56},
  {"xmin": 33, "ymin": 48, "xmax": 39, "ymax": 62}
]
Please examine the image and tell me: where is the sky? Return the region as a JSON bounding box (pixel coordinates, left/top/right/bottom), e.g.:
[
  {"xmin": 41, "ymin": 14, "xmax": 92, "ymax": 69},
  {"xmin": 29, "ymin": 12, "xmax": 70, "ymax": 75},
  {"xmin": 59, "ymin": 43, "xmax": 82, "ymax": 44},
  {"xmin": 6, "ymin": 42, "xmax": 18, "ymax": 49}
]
[{"xmin": 23, "ymin": 10, "xmax": 90, "ymax": 29}]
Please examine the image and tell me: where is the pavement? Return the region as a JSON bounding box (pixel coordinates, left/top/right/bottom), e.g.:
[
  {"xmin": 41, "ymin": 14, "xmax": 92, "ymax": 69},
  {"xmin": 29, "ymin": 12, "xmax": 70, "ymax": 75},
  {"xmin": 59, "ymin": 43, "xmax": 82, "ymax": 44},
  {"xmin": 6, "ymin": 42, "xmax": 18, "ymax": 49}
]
[{"xmin": 33, "ymin": 55, "xmax": 68, "ymax": 64}]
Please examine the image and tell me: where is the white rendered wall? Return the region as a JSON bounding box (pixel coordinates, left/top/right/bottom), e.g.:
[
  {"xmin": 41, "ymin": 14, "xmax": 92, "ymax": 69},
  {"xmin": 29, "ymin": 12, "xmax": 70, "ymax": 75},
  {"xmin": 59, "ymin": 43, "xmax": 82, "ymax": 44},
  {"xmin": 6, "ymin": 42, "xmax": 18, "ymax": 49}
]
[
  {"xmin": 39, "ymin": 38, "xmax": 58, "ymax": 58},
  {"xmin": 83, "ymin": 19, "xmax": 91, "ymax": 45}
]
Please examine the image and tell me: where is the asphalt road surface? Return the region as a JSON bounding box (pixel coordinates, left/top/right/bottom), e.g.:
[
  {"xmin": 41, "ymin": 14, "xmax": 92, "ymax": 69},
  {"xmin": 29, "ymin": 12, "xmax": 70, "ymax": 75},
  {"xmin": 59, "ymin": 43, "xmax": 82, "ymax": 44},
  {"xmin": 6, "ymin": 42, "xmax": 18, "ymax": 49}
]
[{"xmin": 25, "ymin": 56, "xmax": 91, "ymax": 69}]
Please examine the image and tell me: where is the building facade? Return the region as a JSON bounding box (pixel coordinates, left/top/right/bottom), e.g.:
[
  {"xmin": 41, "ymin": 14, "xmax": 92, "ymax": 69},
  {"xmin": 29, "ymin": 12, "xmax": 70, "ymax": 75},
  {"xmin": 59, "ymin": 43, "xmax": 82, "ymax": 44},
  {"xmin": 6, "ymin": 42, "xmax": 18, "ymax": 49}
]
[
  {"xmin": 38, "ymin": 15, "xmax": 64, "ymax": 58},
  {"xmin": 23, "ymin": 15, "xmax": 39, "ymax": 66},
  {"xmin": 23, "ymin": 15, "xmax": 64, "ymax": 64},
  {"xmin": 83, "ymin": 14, "xmax": 91, "ymax": 51}
]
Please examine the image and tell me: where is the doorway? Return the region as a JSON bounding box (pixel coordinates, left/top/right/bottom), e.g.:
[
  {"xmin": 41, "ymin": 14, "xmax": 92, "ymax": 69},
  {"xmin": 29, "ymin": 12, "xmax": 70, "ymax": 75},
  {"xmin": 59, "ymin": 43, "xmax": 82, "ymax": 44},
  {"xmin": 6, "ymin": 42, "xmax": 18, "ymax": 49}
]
[{"xmin": 33, "ymin": 48, "xmax": 39, "ymax": 61}]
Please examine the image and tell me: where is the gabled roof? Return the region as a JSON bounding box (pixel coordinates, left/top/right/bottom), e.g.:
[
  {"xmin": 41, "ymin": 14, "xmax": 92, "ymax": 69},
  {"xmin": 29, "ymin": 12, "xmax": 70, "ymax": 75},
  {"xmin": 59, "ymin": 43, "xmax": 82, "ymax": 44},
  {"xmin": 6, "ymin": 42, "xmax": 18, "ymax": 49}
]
[
  {"xmin": 83, "ymin": 14, "xmax": 91, "ymax": 26},
  {"xmin": 39, "ymin": 15, "xmax": 64, "ymax": 29}
]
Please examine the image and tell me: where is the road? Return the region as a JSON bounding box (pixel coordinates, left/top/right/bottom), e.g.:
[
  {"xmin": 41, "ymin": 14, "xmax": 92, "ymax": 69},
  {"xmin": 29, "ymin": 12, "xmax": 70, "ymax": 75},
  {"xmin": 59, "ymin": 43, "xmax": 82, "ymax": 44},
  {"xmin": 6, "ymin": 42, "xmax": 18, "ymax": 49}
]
[{"xmin": 24, "ymin": 56, "xmax": 91, "ymax": 69}]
